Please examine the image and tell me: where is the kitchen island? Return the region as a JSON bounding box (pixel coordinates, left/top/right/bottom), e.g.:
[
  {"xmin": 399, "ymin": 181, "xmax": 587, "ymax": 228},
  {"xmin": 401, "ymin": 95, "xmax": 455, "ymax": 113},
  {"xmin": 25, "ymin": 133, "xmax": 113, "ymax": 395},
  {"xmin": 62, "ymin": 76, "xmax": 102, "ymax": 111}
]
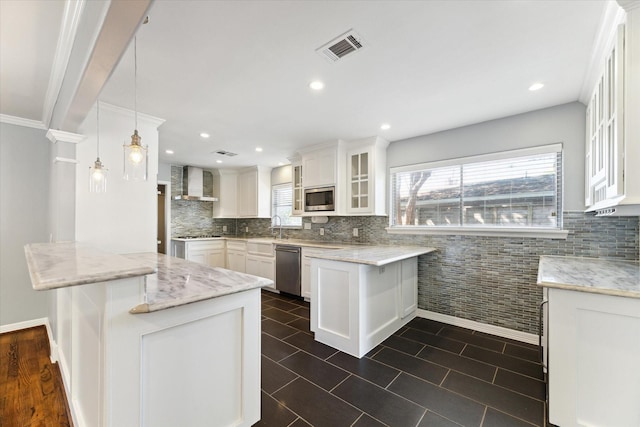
[
  {"xmin": 309, "ymin": 245, "xmax": 436, "ymax": 358},
  {"xmin": 537, "ymin": 255, "xmax": 640, "ymax": 427},
  {"xmin": 24, "ymin": 242, "xmax": 271, "ymax": 427}
]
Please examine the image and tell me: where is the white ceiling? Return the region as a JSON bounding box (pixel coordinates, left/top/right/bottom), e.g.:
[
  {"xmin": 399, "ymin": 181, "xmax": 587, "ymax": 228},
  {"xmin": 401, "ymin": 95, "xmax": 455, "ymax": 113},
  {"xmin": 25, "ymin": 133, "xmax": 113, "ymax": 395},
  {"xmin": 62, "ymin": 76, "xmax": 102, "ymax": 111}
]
[{"xmin": 1, "ymin": 1, "xmax": 612, "ymax": 169}]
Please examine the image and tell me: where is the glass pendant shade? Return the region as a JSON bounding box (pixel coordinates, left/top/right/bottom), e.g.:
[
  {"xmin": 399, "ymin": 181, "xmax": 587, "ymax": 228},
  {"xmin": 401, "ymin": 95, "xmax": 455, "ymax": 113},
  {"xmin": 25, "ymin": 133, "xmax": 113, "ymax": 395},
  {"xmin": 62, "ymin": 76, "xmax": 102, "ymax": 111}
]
[
  {"xmin": 89, "ymin": 158, "xmax": 108, "ymax": 192},
  {"xmin": 123, "ymin": 129, "xmax": 148, "ymax": 181}
]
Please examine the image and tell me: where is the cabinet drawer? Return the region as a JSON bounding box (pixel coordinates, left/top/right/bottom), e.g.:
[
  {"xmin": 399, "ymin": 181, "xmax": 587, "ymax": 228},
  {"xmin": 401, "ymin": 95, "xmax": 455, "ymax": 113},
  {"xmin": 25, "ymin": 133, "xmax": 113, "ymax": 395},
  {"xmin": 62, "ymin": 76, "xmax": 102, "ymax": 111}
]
[
  {"xmin": 246, "ymin": 241, "xmax": 274, "ymax": 256},
  {"xmin": 227, "ymin": 240, "xmax": 247, "ymax": 251}
]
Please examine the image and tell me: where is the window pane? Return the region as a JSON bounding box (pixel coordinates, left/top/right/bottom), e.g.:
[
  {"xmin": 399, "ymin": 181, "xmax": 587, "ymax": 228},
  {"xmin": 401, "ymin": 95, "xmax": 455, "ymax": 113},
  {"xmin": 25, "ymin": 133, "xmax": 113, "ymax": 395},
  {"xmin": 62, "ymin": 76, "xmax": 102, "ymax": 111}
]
[
  {"xmin": 272, "ymin": 183, "xmax": 302, "ymax": 227},
  {"xmin": 391, "ymin": 165, "xmax": 461, "ymax": 226},
  {"xmin": 462, "ymin": 153, "xmax": 557, "ymax": 227}
]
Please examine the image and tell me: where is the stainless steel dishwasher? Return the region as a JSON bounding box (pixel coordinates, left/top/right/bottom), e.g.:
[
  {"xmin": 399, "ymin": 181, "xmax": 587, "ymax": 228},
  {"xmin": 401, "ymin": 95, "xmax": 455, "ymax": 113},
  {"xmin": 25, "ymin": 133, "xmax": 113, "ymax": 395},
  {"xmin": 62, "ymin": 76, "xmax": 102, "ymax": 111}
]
[{"xmin": 275, "ymin": 245, "xmax": 301, "ymax": 296}]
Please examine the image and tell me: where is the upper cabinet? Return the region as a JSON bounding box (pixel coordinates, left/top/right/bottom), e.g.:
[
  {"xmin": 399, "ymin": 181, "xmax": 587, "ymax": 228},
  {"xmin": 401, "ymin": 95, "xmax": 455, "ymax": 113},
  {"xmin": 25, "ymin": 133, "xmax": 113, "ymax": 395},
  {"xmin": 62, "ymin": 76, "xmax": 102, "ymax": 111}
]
[
  {"xmin": 213, "ymin": 169, "xmax": 238, "ymax": 218},
  {"xmin": 301, "ymin": 143, "xmax": 343, "ymax": 188},
  {"xmin": 292, "ymin": 159, "xmax": 304, "ymax": 215},
  {"xmin": 237, "ymin": 166, "xmax": 272, "ymax": 218},
  {"xmin": 585, "ymin": 3, "xmax": 640, "ymax": 216},
  {"xmin": 346, "ymin": 136, "xmax": 389, "ymax": 216}
]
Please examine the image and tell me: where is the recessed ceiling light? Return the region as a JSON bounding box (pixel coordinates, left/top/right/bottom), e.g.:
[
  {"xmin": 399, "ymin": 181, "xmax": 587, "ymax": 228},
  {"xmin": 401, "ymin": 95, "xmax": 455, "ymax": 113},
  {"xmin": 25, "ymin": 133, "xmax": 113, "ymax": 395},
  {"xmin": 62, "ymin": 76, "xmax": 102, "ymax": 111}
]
[
  {"xmin": 255, "ymin": 147, "xmax": 263, "ymax": 152},
  {"xmin": 200, "ymin": 132, "xmax": 210, "ymax": 138},
  {"xmin": 216, "ymin": 160, "xmax": 223, "ymax": 164},
  {"xmin": 529, "ymin": 83, "xmax": 544, "ymax": 91},
  {"xmin": 309, "ymin": 81, "xmax": 325, "ymax": 91},
  {"xmin": 165, "ymin": 149, "xmax": 174, "ymax": 154},
  {"xmin": 380, "ymin": 123, "xmax": 391, "ymax": 130},
  {"xmin": 278, "ymin": 162, "xmax": 284, "ymax": 166}
]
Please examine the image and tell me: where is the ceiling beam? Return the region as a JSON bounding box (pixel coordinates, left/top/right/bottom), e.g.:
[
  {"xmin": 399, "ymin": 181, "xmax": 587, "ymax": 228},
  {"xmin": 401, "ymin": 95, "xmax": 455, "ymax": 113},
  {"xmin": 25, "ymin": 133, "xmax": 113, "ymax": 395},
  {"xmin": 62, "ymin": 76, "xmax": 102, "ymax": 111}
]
[{"xmin": 49, "ymin": 0, "xmax": 154, "ymax": 133}]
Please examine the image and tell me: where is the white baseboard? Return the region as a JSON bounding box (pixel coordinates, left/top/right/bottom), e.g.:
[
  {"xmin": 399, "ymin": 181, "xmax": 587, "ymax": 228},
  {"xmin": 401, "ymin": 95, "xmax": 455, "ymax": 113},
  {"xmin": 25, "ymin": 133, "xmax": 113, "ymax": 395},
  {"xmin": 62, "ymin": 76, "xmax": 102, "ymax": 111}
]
[
  {"xmin": 416, "ymin": 309, "xmax": 538, "ymax": 345},
  {"xmin": 0, "ymin": 317, "xmax": 59, "ymax": 362}
]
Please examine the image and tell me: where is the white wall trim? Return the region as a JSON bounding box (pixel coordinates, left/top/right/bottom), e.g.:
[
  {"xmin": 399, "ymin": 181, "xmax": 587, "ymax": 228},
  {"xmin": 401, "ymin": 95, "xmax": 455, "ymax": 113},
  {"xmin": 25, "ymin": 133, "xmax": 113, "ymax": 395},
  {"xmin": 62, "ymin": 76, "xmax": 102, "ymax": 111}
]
[
  {"xmin": 46, "ymin": 129, "xmax": 85, "ymax": 144},
  {"xmin": 0, "ymin": 316, "xmax": 49, "ymax": 333},
  {"xmin": 416, "ymin": 309, "xmax": 539, "ymax": 345},
  {"xmin": 386, "ymin": 226, "xmax": 569, "ymax": 240},
  {"xmin": 99, "ymin": 101, "xmax": 166, "ymax": 128},
  {"xmin": 0, "ymin": 114, "xmax": 47, "ymax": 130},
  {"xmin": 54, "ymin": 157, "xmax": 79, "ymax": 164},
  {"xmin": 42, "ymin": 0, "xmax": 86, "ymax": 128}
]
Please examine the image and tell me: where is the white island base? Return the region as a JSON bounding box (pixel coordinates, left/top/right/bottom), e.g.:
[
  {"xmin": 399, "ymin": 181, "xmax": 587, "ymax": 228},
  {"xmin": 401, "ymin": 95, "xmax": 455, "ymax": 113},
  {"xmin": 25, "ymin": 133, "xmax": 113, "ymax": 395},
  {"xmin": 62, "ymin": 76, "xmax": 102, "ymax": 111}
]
[{"xmin": 310, "ymin": 257, "xmax": 418, "ymax": 358}]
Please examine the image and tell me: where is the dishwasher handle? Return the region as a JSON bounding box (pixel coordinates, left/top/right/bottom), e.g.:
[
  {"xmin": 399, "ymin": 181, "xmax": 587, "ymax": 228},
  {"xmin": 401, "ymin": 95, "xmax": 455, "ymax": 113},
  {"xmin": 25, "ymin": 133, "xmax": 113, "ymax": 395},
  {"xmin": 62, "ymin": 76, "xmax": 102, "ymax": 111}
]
[{"xmin": 275, "ymin": 246, "xmax": 301, "ymax": 254}]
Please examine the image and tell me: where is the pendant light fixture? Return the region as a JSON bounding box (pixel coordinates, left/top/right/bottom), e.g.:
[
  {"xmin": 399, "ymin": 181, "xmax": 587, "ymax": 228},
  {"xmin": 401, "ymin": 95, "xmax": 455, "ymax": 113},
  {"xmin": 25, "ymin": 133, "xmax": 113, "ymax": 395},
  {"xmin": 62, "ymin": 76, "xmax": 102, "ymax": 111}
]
[
  {"xmin": 123, "ymin": 36, "xmax": 148, "ymax": 181},
  {"xmin": 89, "ymin": 101, "xmax": 108, "ymax": 192}
]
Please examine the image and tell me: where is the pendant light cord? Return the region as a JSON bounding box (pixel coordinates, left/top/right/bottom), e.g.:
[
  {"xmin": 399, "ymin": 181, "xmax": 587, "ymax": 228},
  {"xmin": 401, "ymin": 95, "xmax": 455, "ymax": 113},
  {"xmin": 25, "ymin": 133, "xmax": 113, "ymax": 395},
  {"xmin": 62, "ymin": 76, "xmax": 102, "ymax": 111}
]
[
  {"xmin": 96, "ymin": 101, "xmax": 100, "ymax": 158},
  {"xmin": 134, "ymin": 36, "xmax": 138, "ymax": 131}
]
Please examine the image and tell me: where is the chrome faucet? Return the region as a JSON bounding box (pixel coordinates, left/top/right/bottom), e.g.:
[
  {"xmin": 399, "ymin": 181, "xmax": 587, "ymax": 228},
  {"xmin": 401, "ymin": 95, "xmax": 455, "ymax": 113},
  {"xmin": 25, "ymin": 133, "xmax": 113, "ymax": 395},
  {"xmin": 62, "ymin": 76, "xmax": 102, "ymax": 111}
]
[{"xmin": 271, "ymin": 215, "xmax": 283, "ymax": 239}]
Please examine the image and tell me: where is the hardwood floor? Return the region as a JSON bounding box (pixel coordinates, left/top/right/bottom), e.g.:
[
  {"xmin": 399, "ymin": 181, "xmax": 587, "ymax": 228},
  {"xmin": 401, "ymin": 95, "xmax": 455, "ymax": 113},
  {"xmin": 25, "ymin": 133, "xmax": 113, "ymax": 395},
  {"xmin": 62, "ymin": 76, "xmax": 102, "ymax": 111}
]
[{"xmin": 0, "ymin": 326, "xmax": 72, "ymax": 427}]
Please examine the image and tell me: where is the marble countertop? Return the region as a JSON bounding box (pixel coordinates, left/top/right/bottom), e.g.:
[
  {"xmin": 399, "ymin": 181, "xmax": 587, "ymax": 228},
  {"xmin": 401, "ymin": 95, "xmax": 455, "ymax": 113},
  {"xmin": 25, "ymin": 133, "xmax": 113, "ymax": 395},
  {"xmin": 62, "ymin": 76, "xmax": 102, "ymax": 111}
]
[
  {"xmin": 537, "ymin": 256, "xmax": 640, "ymax": 298},
  {"xmin": 24, "ymin": 242, "xmax": 156, "ymax": 290},
  {"xmin": 308, "ymin": 246, "xmax": 437, "ymax": 266},
  {"xmin": 127, "ymin": 253, "xmax": 273, "ymax": 313}
]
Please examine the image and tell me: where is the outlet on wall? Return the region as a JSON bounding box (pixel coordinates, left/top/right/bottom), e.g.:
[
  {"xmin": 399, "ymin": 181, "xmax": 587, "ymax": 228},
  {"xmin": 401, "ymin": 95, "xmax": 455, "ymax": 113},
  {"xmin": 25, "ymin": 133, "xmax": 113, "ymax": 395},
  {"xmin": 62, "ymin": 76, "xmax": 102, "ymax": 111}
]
[
  {"xmin": 304, "ymin": 223, "xmax": 311, "ymax": 230},
  {"xmin": 353, "ymin": 228, "xmax": 358, "ymax": 237},
  {"xmin": 319, "ymin": 228, "xmax": 324, "ymax": 236},
  {"xmin": 245, "ymin": 226, "xmax": 249, "ymax": 233},
  {"xmin": 222, "ymin": 225, "xmax": 227, "ymax": 232}
]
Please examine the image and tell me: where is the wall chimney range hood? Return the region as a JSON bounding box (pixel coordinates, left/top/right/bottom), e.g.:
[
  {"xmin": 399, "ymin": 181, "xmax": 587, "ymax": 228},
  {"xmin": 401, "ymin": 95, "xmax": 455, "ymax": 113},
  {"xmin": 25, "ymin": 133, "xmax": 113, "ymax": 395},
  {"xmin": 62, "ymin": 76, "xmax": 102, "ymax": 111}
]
[{"xmin": 175, "ymin": 166, "xmax": 218, "ymax": 201}]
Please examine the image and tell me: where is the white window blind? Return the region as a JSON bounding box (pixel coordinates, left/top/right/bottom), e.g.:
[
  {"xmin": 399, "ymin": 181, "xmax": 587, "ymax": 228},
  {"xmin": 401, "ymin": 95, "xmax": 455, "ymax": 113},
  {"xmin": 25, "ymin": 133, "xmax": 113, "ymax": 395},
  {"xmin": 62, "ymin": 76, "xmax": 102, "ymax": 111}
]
[
  {"xmin": 390, "ymin": 145, "xmax": 562, "ymax": 229},
  {"xmin": 272, "ymin": 183, "xmax": 302, "ymax": 227}
]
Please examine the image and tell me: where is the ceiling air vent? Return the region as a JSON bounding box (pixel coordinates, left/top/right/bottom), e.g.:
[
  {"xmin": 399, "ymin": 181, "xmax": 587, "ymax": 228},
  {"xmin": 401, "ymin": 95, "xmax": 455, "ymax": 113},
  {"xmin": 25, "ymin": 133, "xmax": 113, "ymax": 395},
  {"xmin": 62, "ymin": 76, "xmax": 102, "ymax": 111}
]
[
  {"xmin": 212, "ymin": 150, "xmax": 238, "ymax": 157},
  {"xmin": 316, "ymin": 29, "xmax": 366, "ymax": 62}
]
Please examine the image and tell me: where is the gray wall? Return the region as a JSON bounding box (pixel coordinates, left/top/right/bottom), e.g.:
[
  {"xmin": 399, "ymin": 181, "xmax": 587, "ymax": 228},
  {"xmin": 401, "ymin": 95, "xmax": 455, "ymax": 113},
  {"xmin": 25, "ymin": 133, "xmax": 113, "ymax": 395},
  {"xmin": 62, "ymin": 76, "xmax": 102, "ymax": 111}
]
[
  {"xmin": 0, "ymin": 123, "xmax": 51, "ymax": 326},
  {"xmin": 158, "ymin": 161, "xmax": 172, "ymax": 182},
  {"xmin": 388, "ymin": 102, "xmax": 586, "ymax": 211}
]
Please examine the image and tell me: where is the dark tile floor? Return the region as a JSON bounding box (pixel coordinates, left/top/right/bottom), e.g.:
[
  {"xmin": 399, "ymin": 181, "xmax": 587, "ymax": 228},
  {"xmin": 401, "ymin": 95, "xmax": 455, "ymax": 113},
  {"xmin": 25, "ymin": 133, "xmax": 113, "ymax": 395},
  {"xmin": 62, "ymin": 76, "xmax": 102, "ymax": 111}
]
[{"xmin": 255, "ymin": 290, "xmax": 546, "ymax": 427}]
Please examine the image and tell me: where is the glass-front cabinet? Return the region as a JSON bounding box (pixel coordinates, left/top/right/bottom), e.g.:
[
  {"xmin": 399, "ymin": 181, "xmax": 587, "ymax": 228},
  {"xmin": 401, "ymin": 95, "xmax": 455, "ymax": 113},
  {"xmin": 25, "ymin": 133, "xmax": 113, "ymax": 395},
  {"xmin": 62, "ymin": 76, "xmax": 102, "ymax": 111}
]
[
  {"xmin": 293, "ymin": 163, "xmax": 303, "ymax": 214},
  {"xmin": 349, "ymin": 151, "xmax": 370, "ymax": 211},
  {"xmin": 345, "ymin": 136, "xmax": 389, "ymax": 216}
]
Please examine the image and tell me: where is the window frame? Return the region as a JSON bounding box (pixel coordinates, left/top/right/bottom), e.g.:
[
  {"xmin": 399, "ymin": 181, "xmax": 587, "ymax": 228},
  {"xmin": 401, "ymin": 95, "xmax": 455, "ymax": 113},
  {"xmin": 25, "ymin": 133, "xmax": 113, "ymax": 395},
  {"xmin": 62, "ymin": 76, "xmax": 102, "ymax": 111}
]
[{"xmin": 386, "ymin": 144, "xmax": 568, "ymax": 239}]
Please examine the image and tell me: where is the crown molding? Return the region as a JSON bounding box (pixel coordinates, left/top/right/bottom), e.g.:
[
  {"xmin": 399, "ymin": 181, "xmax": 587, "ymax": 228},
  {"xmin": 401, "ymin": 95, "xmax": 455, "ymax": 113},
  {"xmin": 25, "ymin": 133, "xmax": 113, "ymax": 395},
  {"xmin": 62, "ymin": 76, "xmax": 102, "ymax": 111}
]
[
  {"xmin": 617, "ymin": 0, "xmax": 640, "ymax": 12},
  {"xmin": 0, "ymin": 114, "xmax": 47, "ymax": 130},
  {"xmin": 42, "ymin": 0, "xmax": 86, "ymax": 128},
  {"xmin": 578, "ymin": 1, "xmax": 626, "ymax": 104},
  {"xmin": 46, "ymin": 129, "xmax": 85, "ymax": 144},
  {"xmin": 98, "ymin": 101, "xmax": 166, "ymax": 128}
]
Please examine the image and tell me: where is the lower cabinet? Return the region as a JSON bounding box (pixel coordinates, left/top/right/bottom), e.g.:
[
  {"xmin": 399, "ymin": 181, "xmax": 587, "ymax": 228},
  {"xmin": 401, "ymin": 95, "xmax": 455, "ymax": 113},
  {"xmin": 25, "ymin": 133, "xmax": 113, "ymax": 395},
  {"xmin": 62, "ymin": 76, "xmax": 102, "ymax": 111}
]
[
  {"xmin": 310, "ymin": 257, "xmax": 418, "ymax": 358},
  {"xmin": 172, "ymin": 240, "xmax": 226, "ymax": 268},
  {"xmin": 301, "ymin": 247, "xmax": 327, "ymax": 300},
  {"xmin": 246, "ymin": 254, "xmax": 275, "ymax": 289},
  {"xmin": 226, "ymin": 241, "xmax": 247, "ymax": 273},
  {"xmin": 548, "ymin": 288, "xmax": 640, "ymax": 427}
]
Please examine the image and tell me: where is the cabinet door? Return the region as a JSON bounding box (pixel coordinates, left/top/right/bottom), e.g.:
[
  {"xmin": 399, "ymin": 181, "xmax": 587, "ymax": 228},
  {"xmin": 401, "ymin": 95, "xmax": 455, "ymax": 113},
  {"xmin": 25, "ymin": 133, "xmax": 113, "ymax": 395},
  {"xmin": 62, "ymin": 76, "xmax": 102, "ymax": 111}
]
[
  {"xmin": 227, "ymin": 251, "xmax": 246, "ymax": 273},
  {"xmin": 347, "ymin": 150, "xmax": 371, "ymax": 214},
  {"xmin": 303, "ymin": 149, "xmax": 336, "ymax": 187},
  {"xmin": 188, "ymin": 250, "xmax": 208, "ymax": 265},
  {"xmin": 293, "ymin": 164, "xmax": 304, "ymax": 214},
  {"xmin": 208, "ymin": 249, "xmax": 226, "ymax": 268},
  {"xmin": 238, "ymin": 170, "xmax": 258, "ymax": 217}
]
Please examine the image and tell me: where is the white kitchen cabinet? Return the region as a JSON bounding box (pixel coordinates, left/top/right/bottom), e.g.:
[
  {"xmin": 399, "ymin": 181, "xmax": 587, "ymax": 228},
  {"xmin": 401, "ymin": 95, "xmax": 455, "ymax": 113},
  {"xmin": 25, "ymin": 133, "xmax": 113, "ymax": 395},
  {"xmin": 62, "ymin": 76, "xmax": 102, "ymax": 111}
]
[
  {"xmin": 301, "ymin": 247, "xmax": 327, "ymax": 300},
  {"xmin": 302, "ymin": 147, "xmax": 337, "ymax": 188},
  {"xmin": 346, "ymin": 136, "xmax": 389, "ymax": 216},
  {"xmin": 292, "ymin": 162, "xmax": 304, "ymax": 215},
  {"xmin": 173, "ymin": 240, "xmax": 226, "ymax": 268},
  {"xmin": 213, "ymin": 170, "xmax": 238, "ymax": 218},
  {"xmin": 246, "ymin": 255, "xmax": 275, "ymax": 289},
  {"xmin": 238, "ymin": 166, "xmax": 271, "ymax": 218},
  {"xmin": 310, "ymin": 256, "xmax": 419, "ymax": 358},
  {"xmin": 585, "ymin": 11, "xmax": 640, "ymax": 215},
  {"xmin": 547, "ymin": 288, "xmax": 640, "ymax": 427},
  {"xmin": 226, "ymin": 240, "xmax": 247, "ymax": 273}
]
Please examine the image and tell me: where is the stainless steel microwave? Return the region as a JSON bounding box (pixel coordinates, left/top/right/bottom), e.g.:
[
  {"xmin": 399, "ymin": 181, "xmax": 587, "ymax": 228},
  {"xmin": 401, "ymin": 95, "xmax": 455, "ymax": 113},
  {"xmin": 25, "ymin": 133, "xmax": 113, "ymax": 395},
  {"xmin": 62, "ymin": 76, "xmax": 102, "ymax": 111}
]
[{"xmin": 304, "ymin": 186, "xmax": 335, "ymax": 212}]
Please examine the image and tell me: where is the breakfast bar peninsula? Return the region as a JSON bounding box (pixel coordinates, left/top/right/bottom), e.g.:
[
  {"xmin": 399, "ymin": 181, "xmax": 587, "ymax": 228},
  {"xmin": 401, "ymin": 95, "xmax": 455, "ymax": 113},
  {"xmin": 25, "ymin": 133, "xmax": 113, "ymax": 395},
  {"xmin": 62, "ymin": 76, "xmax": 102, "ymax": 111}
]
[{"xmin": 24, "ymin": 242, "xmax": 271, "ymax": 427}]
